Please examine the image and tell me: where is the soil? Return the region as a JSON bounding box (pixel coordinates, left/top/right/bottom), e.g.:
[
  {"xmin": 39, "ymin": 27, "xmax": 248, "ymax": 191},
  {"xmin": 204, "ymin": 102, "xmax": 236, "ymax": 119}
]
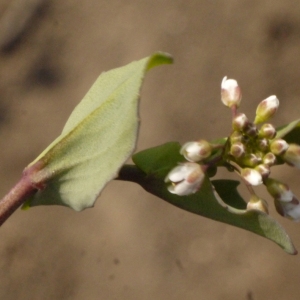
[{"xmin": 1, "ymin": 1, "xmax": 300, "ymax": 299}]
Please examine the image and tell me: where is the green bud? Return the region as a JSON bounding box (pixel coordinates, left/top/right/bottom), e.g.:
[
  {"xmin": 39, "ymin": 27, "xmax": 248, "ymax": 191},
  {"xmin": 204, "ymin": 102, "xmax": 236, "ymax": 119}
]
[
  {"xmin": 262, "ymin": 152, "xmax": 277, "ymax": 166},
  {"xmin": 242, "ymin": 153, "xmax": 262, "ymax": 168},
  {"xmin": 232, "ymin": 113, "xmax": 249, "ymax": 131},
  {"xmin": 256, "ymin": 138, "xmax": 269, "ymax": 152},
  {"xmin": 230, "ymin": 142, "xmax": 245, "ymax": 158},
  {"xmin": 270, "ymin": 139, "xmax": 289, "ymax": 156},
  {"xmin": 283, "ymin": 143, "xmax": 300, "ymax": 168},
  {"xmin": 247, "ymin": 195, "xmax": 268, "ymax": 213},
  {"xmin": 255, "ymin": 164, "xmax": 270, "ymax": 179},
  {"xmin": 230, "ymin": 131, "xmax": 244, "ymax": 144},
  {"xmin": 254, "ymin": 95, "xmax": 279, "ymax": 124},
  {"xmin": 258, "ymin": 123, "xmax": 276, "ymax": 139}
]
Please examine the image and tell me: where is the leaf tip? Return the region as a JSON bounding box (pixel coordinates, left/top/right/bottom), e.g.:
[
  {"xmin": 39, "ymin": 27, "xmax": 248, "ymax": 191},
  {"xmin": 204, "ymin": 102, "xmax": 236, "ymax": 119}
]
[
  {"xmin": 146, "ymin": 52, "xmax": 173, "ymax": 71},
  {"xmin": 290, "ymin": 248, "xmax": 298, "ymax": 255}
]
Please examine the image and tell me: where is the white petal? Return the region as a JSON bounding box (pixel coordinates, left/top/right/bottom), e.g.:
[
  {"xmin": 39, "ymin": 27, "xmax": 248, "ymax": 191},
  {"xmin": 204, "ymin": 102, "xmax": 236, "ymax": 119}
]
[
  {"xmin": 242, "ymin": 168, "xmax": 263, "ymax": 186},
  {"xmin": 286, "ymin": 204, "xmax": 300, "ymax": 221},
  {"xmin": 166, "ymin": 166, "xmax": 185, "ymax": 182},
  {"xmin": 279, "ymin": 190, "xmax": 294, "ymax": 202}
]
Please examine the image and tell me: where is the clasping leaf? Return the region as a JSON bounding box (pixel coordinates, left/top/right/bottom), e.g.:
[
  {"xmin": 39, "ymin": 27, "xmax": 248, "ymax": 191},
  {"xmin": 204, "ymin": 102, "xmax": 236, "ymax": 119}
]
[{"xmin": 24, "ymin": 52, "xmax": 173, "ymax": 211}]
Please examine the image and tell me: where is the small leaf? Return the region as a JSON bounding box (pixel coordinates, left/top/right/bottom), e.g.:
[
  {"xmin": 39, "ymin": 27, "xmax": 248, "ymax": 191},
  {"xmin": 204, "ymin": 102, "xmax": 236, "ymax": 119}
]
[
  {"xmin": 132, "ymin": 142, "xmax": 185, "ymax": 178},
  {"xmin": 276, "ymin": 118, "xmax": 300, "ymax": 143},
  {"xmin": 24, "ymin": 52, "xmax": 173, "ymax": 211},
  {"xmin": 132, "ymin": 143, "xmax": 297, "ymax": 254}
]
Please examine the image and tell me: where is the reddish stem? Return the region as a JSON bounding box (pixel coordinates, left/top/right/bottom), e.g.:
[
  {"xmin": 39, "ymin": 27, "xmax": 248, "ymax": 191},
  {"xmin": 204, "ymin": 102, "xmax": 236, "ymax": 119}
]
[
  {"xmin": 231, "ymin": 104, "xmax": 238, "ymax": 118},
  {"xmin": 0, "ymin": 162, "xmax": 42, "ymax": 226}
]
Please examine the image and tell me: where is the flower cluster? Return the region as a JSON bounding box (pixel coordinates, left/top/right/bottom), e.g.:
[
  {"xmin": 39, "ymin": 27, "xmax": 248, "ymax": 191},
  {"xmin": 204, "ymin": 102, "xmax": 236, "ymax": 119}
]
[{"xmin": 165, "ymin": 77, "xmax": 300, "ymax": 221}]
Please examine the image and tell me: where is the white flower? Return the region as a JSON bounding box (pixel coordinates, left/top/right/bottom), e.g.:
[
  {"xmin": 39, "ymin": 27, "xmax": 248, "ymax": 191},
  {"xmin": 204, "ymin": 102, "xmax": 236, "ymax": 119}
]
[
  {"xmin": 180, "ymin": 140, "xmax": 212, "ymax": 162},
  {"xmin": 241, "ymin": 168, "xmax": 263, "ymax": 186},
  {"xmin": 280, "ymin": 190, "xmax": 294, "ymax": 202},
  {"xmin": 221, "ymin": 76, "xmax": 241, "ymax": 108},
  {"xmin": 275, "ymin": 196, "xmax": 300, "ymax": 221},
  {"xmin": 265, "ymin": 178, "xmax": 300, "ymax": 221},
  {"xmin": 265, "ymin": 178, "xmax": 293, "ymax": 202},
  {"xmin": 165, "ymin": 163, "xmax": 205, "ymax": 196}
]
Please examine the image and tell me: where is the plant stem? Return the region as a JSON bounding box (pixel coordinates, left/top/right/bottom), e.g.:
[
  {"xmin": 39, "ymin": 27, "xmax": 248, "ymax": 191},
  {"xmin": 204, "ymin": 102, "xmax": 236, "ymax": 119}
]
[
  {"xmin": 0, "ymin": 164, "xmax": 144, "ymax": 226},
  {"xmin": 0, "ymin": 163, "xmax": 42, "ymax": 226}
]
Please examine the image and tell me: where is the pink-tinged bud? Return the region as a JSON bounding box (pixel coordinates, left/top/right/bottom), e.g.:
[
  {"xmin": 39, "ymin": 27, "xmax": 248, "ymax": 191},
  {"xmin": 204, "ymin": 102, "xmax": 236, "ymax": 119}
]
[
  {"xmin": 254, "ymin": 95, "xmax": 279, "ymax": 124},
  {"xmin": 258, "ymin": 123, "xmax": 276, "ymax": 139},
  {"xmin": 230, "ymin": 142, "xmax": 245, "ymax": 158},
  {"xmin": 247, "ymin": 195, "xmax": 268, "ymax": 214},
  {"xmin": 270, "ymin": 139, "xmax": 289, "ymax": 156},
  {"xmin": 283, "ymin": 143, "xmax": 300, "ymax": 168},
  {"xmin": 256, "ymin": 138, "xmax": 269, "ymax": 152},
  {"xmin": 165, "ymin": 163, "xmax": 205, "ymax": 196},
  {"xmin": 243, "ymin": 122, "xmax": 258, "ymax": 137},
  {"xmin": 274, "ymin": 196, "xmax": 300, "ymax": 221},
  {"xmin": 265, "ymin": 178, "xmax": 293, "ymax": 202},
  {"xmin": 221, "ymin": 76, "xmax": 242, "ymax": 108},
  {"xmin": 262, "ymin": 152, "xmax": 277, "ymax": 166},
  {"xmin": 180, "ymin": 140, "xmax": 212, "ymax": 162},
  {"xmin": 241, "ymin": 168, "xmax": 263, "ymax": 186},
  {"xmin": 255, "ymin": 164, "xmax": 270, "ymax": 179},
  {"xmin": 232, "ymin": 113, "xmax": 249, "ymax": 131}
]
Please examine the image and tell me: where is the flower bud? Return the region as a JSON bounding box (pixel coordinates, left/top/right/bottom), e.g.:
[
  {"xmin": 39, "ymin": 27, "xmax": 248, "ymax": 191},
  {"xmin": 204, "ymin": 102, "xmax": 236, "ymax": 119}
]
[
  {"xmin": 241, "ymin": 168, "xmax": 263, "ymax": 186},
  {"xmin": 283, "ymin": 143, "xmax": 300, "ymax": 168},
  {"xmin": 254, "ymin": 95, "xmax": 279, "ymax": 124},
  {"xmin": 165, "ymin": 162, "xmax": 205, "ymax": 196},
  {"xmin": 230, "ymin": 131, "xmax": 244, "ymax": 143},
  {"xmin": 230, "ymin": 142, "xmax": 245, "ymax": 158},
  {"xmin": 258, "ymin": 123, "xmax": 276, "ymax": 139},
  {"xmin": 221, "ymin": 76, "xmax": 242, "ymax": 108},
  {"xmin": 262, "ymin": 152, "xmax": 276, "ymax": 166},
  {"xmin": 180, "ymin": 140, "xmax": 212, "ymax": 162},
  {"xmin": 274, "ymin": 196, "xmax": 300, "ymax": 221},
  {"xmin": 242, "ymin": 153, "xmax": 262, "ymax": 168},
  {"xmin": 243, "ymin": 122, "xmax": 258, "ymax": 137},
  {"xmin": 247, "ymin": 195, "xmax": 268, "ymax": 214},
  {"xmin": 256, "ymin": 138, "xmax": 269, "ymax": 152},
  {"xmin": 232, "ymin": 113, "xmax": 249, "ymax": 131},
  {"xmin": 255, "ymin": 164, "xmax": 270, "ymax": 179},
  {"xmin": 265, "ymin": 178, "xmax": 293, "ymax": 202},
  {"xmin": 270, "ymin": 139, "xmax": 289, "ymax": 156}
]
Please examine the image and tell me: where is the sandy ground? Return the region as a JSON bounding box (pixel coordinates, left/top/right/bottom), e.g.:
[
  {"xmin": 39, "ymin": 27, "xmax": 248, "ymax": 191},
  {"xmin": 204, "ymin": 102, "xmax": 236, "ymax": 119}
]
[{"xmin": 1, "ymin": 0, "xmax": 300, "ymax": 299}]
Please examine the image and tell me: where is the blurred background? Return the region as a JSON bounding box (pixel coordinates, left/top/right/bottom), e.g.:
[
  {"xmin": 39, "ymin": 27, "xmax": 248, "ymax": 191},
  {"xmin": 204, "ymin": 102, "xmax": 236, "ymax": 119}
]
[{"xmin": 1, "ymin": 0, "xmax": 300, "ymax": 299}]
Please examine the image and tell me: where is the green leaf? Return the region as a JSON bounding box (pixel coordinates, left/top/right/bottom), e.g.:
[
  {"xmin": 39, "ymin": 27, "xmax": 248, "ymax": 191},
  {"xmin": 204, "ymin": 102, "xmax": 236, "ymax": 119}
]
[
  {"xmin": 276, "ymin": 118, "xmax": 300, "ymax": 143},
  {"xmin": 132, "ymin": 142, "xmax": 185, "ymax": 178},
  {"xmin": 212, "ymin": 180, "xmax": 246, "ymax": 209},
  {"xmin": 24, "ymin": 52, "xmax": 173, "ymax": 211},
  {"xmin": 132, "ymin": 143, "xmax": 297, "ymax": 254}
]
